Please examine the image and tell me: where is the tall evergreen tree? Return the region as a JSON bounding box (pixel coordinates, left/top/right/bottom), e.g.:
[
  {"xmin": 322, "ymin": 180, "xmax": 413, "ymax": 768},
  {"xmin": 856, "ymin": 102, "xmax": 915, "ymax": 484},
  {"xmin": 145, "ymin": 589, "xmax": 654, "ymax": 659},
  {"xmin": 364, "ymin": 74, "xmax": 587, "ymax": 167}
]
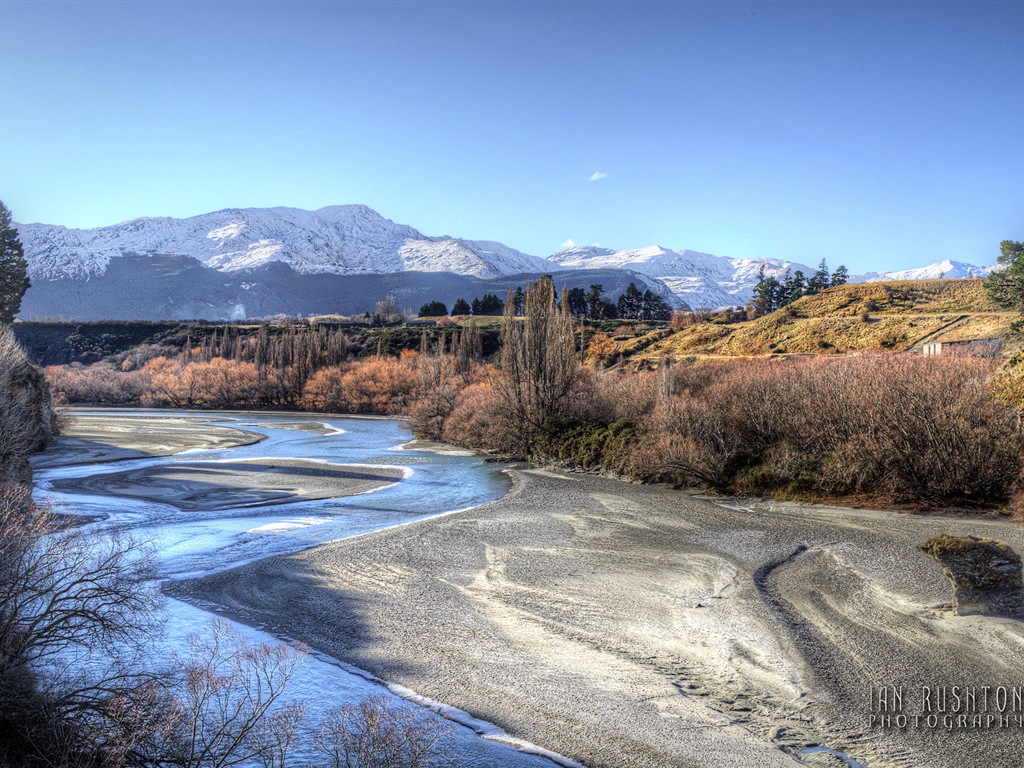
[
  {"xmin": 985, "ymin": 241, "xmax": 1024, "ymax": 315},
  {"xmin": 513, "ymin": 286, "xmax": 525, "ymax": 315},
  {"xmin": 830, "ymin": 265, "xmax": 849, "ymax": 287},
  {"xmin": 640, "ymin": 290, "xmax": 672, "ymax": 320},
  {"xmin": 451, "ymin": 298, "xmax": 470, "ymax": 315},
  {"xmin": 808, "ymin": 259, "xmax": 830, "ymax": 293},
  {"xmin": 566, "ymin": 287, "xmax": 587, "ymax": 317},
  {"xmin": 0, "ymin": 200, "xmax": 30, "ymax": 325},
  {"xmin": 616, "ymin": 282, "xmax": 644, "ymax": 319},
  {"xmin": 585, "ymin": 284, "xmax": 605, "ymax": 319}
]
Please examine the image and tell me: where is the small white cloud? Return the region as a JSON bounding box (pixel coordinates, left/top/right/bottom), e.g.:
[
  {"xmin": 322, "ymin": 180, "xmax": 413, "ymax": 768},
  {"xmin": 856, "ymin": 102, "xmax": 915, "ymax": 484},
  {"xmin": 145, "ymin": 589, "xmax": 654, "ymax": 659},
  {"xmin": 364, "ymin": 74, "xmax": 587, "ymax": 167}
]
[
  {"xmin": 560, "ymin": 239, "xmax": 576, "ymax": 249},
  {"xmin": 588, "ymin": 171, "xmax": 609, "ymax": 182}
]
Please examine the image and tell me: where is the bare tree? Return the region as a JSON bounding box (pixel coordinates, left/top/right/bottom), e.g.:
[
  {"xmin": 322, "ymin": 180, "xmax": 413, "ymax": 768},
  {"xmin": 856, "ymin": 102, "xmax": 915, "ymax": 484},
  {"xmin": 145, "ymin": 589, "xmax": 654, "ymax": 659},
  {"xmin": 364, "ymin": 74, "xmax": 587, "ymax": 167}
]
[
  {"xmin": 311, "ymin": 693, "xmax": 455, "ymax": 768},
  {"xmin": 373, "ymin": 295, "xmax": 402, "ymax": 324},
  {"xmin": 135, "ymin": 619, "xmax": 307, "ymax": 768},
  {"xmin": 495, "ymin": 277, "xmax": 581, "ymax": 453},
  {"xmin": 0, "ymin": 486, "xmax": 160, "ymax": 766}
]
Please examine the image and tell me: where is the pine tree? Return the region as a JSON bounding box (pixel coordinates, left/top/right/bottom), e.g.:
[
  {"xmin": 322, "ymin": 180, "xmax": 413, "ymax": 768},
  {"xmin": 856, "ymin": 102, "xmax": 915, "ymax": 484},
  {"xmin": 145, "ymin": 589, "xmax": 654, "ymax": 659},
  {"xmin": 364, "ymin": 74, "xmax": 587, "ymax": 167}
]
[
  {"xmin": 0, "ymin": 200, "xmax": 30, "ymax": 325},
  {"xmin": 585, "ymin": 284, "xmax": 605, "ymax": 320},
  {"xmin": 451, "ymin": 298, "xmax": 470, "ymax": 316},
  {"xmin": 830, "ymin": 265, "xmax": 849, "ymax": 287},
  {"xmin": 985, "ymin": 241, "xmax": 1024, "ymax": 315},
  {"xmin": 616, "ymin": 282, "xmax": 644, "ymax": 319},
  {"xmin": 808, "ymin": 259, "xmax": 830, "ymax": 294},
  {"xmin": 566, "ymin": 288, "xmax": 587, "ymax": 317}
]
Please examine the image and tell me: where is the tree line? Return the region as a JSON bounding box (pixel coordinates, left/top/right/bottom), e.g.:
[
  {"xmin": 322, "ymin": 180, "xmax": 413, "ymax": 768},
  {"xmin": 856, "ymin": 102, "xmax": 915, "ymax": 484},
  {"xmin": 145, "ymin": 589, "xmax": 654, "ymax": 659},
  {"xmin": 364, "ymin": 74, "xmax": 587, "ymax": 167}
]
[
  {"xmin": 419, "ymin": 281, "xmax": 672, "ymax": 321},
  {"xmin": 749, "ymin": 259, "xmax": 848, "ymax": 315}
]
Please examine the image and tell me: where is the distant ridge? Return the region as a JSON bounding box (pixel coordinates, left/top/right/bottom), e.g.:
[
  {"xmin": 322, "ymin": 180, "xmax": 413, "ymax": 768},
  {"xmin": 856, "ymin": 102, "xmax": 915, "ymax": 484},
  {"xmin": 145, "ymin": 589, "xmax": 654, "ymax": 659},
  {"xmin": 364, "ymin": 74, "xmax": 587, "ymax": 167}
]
[{"xmin": 15, "ymin": 205, "xmax": 997, "ymax": 320}]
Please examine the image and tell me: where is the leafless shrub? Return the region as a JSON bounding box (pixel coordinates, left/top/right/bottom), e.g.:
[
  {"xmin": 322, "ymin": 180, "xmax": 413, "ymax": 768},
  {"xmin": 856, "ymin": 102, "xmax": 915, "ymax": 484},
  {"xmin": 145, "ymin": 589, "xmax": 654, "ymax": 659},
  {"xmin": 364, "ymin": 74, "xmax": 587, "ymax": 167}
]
[
  {"xmin": 644, "ymin": 355, "xmax": 1024, "ymax": 505},
  {"xmin": 311, "ymin": 693, "xmax": 455, "ymax": 768},
  {"xmin": 134, "ymin": 619, "xmax": 307, "ymax": 768},
  {"xmin": 405, "ymin": 353, "xmax": 464, "ymax": 440},
  {"xmin": 0, "ymin": 486, "xmax": 160, "ymax": 766},
  {"xmin": 0, "ymin": 327, "xmax": 55, "ymax": 483}
]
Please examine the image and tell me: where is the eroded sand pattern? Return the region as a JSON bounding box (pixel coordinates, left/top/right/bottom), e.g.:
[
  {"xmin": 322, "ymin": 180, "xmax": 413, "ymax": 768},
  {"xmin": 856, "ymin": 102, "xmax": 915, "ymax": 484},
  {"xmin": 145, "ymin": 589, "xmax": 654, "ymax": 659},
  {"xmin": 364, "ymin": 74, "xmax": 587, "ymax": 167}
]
[{"xmin": 176, "ymin": 470, "xmax": 1024, "ymax": 768}]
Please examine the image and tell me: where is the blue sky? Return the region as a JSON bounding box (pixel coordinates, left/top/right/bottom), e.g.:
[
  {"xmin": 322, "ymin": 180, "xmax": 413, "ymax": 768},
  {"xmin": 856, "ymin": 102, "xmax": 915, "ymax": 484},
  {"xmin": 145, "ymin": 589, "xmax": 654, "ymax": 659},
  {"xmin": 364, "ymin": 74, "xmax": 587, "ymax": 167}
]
[{"xmin": 2, "ymin": 1, "xmax": 1022, "ymax": 273}]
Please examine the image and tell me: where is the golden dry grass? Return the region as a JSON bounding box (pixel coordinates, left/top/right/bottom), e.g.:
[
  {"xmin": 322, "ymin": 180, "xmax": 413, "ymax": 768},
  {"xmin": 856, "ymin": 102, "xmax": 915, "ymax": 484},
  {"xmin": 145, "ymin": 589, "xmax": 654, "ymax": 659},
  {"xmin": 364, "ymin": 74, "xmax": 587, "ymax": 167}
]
[{"xmin": 600, "ymin": 279, "xmax": 1017, "ymax": 365}]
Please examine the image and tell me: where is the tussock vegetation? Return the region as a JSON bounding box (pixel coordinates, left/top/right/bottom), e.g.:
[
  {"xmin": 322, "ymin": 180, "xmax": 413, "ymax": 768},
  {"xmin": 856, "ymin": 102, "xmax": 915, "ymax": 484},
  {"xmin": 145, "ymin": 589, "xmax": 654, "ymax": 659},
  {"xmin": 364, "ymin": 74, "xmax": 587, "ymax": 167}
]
[{"xmin": 595, "ymin": 279, "xmax": 1016, "ymax": 363}]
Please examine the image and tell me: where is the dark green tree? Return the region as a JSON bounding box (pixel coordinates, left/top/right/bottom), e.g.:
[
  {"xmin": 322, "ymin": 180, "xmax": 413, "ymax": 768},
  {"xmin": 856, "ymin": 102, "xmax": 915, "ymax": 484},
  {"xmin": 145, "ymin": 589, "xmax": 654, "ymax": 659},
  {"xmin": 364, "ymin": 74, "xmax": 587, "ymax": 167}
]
[
  {"xmin": 640, "ymin": 289, "xmax": 672, "ymax": 320},
  {"xmin": 418, "ymin": 301, "xmax": 447, "ymax": 317},
  {"xmin": 830, "ymin": 265, "xmax": 849, "ymax": 287},
  {"xmin": 513, "ymin": 286, "xmax": 525, "ymax": 315},
  {"xmin": 749, "ymin": 266, "xmax": 783, "ymax": 316},
  {"xmin": 807, "ymin": 259, "xmax": 830, "ymax": 294},
  {"xmin": 0, "ymin": 200, "xmax": 30, "ymax": 325},
  {"xmin": 986, "ymin": 241, "xmax": 1024, "ymax": 314},
  {"xmin": 585, "ymin": 284, "xmax": 605, "ymax": 319},
  {"xmin": 472, "ymin": 293, "xmax": 503, "ymax": 315},
  {"xmin": 451, "ymin": 298, "xmax": 470, "ymax": 315},
  {"xmin": 787, "ymin": 270, "xmax": 807, "ymax": 304},
  {"xmin": 566, "ymin": 287, "xmax": 587, "ymax": 317},
  {"xmin": 616, "ymin": 282, "xmax": 644, "ymax": 319}
]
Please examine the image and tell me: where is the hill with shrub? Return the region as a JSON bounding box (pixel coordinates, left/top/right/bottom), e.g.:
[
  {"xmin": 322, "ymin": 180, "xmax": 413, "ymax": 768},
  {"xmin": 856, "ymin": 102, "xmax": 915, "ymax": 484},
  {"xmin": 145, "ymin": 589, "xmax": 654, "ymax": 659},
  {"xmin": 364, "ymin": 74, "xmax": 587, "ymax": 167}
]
[{"xmin": 590, "ymin": 279, "xmax": 1016, "ymax": 366}]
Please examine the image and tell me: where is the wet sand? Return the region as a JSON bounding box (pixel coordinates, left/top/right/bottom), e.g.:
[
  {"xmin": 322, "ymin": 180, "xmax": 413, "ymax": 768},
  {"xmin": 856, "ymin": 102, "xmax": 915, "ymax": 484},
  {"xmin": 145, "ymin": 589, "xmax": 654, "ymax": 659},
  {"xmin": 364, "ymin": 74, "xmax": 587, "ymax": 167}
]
[
  {"xmin": 50, "ymin": 458, "xmax": 407, "ymax": 511},
  {"xmin": 32, "ymin": 413, "xmax": 265, "ymax": 467},
  {"xmin": 172, "ymin": 469, "xmax": 1024, "ymax": 768}
]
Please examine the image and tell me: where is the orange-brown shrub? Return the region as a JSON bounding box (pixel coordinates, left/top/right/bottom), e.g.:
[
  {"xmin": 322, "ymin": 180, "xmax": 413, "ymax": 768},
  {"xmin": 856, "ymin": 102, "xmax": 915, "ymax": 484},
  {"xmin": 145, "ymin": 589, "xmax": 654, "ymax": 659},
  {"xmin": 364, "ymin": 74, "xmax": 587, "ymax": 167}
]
[
  {"xmin": 643, "ymin": 355, "xmax": 1023, "ymax": 506},
  {"xmin": 300, "ymin": 353, "xmax": 419, "ymax": 415},
  {"xmin": 46, "ymin": 363, "xmax": 150, "ymax": 405},
  {"xmin": 300, "ymin": 365, "xmax": 349, "ymax": 412},
  {"xmin": 441, "ymin": 382, "xmax": 517, "ymax": 452}
]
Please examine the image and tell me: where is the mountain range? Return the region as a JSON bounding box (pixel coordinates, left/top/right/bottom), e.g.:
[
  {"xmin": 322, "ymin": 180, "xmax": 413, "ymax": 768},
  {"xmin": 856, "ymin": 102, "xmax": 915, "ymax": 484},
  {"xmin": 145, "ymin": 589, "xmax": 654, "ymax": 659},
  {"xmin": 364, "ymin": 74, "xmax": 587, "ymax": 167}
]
[{"xmin": 14, "ymin": 205, "xmax": 996, "ymax": 321}]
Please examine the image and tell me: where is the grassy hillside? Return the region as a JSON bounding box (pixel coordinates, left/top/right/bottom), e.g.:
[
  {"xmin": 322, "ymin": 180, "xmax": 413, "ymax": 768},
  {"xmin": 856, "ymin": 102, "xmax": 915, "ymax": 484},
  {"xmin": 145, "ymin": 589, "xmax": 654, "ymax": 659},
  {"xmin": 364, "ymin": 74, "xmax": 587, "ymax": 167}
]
[{"xmin": 601, "ymin": 279, "xmax": 1017, "ymax": 365}]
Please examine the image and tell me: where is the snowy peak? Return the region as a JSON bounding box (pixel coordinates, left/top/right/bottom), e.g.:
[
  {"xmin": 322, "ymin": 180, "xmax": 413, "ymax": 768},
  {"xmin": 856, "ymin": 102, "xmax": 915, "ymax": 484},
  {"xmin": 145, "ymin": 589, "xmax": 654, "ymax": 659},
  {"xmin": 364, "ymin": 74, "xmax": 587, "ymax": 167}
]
[
  {"xmin": 855, "ymin": 259, "xmax": 993, "ymax": 283},
  {"xmin": 548, "ymin": 244, "xmax": 814, "ymax": 310},
  {"xmin": 18, "ymin": 205, "xmax": 557, "ymax": 281}
]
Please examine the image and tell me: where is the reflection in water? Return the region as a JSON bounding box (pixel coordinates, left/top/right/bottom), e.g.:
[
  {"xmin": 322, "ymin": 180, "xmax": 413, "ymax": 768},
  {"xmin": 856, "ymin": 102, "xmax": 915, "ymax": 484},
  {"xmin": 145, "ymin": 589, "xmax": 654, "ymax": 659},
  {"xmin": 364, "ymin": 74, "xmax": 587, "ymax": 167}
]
[{"xmin": 34, "ymin": 411, "xmax": 564, "ymax": 768}]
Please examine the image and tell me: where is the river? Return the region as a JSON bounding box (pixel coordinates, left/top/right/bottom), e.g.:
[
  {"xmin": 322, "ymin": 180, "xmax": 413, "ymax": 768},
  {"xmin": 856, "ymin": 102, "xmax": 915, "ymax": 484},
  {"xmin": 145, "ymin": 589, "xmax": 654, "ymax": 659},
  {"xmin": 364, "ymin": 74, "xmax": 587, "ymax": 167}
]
[{"xmin": 32, "ymin": 409, "xmax": 569, "ymax": 767}]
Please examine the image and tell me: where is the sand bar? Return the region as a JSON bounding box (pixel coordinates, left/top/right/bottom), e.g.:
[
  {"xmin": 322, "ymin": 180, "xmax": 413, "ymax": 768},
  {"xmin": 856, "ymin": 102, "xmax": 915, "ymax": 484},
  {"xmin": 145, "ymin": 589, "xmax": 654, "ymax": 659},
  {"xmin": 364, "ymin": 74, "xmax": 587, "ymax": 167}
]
[
  {"xmin": 32, "ymin": 414, "xmax": 265, "ymax": 468},
  {"xmin": 50, "ymin": 458, "xmax": 406, "ymax": 511}
]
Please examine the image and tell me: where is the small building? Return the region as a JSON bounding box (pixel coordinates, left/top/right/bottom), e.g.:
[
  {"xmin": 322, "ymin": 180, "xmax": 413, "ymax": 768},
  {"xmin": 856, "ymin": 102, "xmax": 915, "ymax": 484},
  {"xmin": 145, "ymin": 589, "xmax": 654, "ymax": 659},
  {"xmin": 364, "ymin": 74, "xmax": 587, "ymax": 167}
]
[
  {"xmin": 406, "ymin": 319, "xmax": 437, "ymax": 327},
  {"xmin": 921, "ymin": 338, "xmax": 1003, "ymax": 357}
]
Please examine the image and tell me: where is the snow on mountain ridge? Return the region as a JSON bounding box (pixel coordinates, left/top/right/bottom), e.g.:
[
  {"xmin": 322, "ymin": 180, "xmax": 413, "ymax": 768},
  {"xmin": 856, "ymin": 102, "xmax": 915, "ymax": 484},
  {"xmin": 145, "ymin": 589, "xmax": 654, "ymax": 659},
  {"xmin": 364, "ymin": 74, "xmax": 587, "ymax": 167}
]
[
  {"xmin": 17, "ymin": 205, "xmax": 997, "ymax": 312},
  {"xmin": 854, "ymin": 259, "xmax": 994, "ymax": 283},
  {"xmin": 18, "ymin": 204, "xmax": 558, "ymax": 281},
  {"xmin": 550, "ymin": 244, "xmax": 816, "ymax": 309}
]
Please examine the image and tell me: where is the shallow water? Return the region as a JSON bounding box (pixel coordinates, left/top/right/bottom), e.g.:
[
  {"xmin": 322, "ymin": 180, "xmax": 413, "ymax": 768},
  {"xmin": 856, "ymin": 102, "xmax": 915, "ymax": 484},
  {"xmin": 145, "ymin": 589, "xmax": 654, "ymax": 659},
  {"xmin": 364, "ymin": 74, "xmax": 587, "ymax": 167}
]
[{"xmin": 34, "ymin": 410, "xmax": 565, "ymax": 767}]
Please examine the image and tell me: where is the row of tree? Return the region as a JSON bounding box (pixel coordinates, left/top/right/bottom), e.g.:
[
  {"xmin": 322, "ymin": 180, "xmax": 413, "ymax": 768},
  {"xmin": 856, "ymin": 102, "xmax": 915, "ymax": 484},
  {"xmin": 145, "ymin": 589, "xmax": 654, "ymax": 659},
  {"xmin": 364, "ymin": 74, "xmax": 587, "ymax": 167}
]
[
  {"xmin": 418, "ymin": 282, "xmax": 672, "ymax": 321},
  {"xmin": 748, "ymin": 259, "xmax": 848, "ymax": 315}
]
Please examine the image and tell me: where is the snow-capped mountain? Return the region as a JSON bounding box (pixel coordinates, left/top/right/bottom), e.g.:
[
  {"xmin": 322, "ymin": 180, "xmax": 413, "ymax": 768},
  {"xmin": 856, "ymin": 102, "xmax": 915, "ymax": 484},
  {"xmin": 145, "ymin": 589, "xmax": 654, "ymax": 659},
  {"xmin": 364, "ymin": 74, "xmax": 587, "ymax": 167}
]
[
  {"xmin": 18, "ymin": 204, "xmax": 561, "ymax": 281},
  {"xmin": 550, "ymin": 244, "xmax": 815, "ymax": 310},
  {"xmin": 14, "ymin": 204, "xmax": 999, "ymax": 320},
  {"xmin": 853, "ymin": 259, "xmax": 994, "ymax": 283}
]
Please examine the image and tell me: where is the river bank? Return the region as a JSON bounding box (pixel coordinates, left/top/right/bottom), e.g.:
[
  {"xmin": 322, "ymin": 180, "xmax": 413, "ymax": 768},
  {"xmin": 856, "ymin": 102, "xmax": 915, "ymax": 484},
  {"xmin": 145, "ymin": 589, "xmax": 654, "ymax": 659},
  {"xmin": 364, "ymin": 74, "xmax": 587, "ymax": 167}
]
[
  {"xmin": 37, "ymin": 411, "xmax": 1024, "ymax": 768},
  {"xmin": 170, "ymin": 467, "xmax": 1024, "ymax": 768}
]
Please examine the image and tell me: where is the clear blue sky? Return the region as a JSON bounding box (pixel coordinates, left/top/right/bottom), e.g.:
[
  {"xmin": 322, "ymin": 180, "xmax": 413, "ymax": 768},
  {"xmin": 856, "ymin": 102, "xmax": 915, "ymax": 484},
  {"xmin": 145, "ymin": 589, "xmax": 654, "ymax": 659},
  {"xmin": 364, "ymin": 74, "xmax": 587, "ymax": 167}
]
[{"xmin": 2, "ymin": 1, "xmax": 1022, "ymax": 272}]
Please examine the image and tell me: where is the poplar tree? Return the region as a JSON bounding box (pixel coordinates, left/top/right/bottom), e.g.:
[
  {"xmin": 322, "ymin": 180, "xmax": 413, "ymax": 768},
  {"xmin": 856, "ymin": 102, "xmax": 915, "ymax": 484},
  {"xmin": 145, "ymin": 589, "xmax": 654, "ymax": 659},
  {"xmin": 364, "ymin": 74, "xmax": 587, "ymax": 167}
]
[{"xmin": 497, "ymin": 276, "xmax": 580, "ymax": 452}]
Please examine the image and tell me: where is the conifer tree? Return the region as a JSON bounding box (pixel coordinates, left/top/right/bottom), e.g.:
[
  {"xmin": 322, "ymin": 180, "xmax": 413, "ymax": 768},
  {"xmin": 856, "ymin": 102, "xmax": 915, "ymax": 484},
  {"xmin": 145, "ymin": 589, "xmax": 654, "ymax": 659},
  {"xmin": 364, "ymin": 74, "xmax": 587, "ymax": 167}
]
[{"xmin": 0, "ymin": 200, "xmax": 30, "ymax": 325}]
